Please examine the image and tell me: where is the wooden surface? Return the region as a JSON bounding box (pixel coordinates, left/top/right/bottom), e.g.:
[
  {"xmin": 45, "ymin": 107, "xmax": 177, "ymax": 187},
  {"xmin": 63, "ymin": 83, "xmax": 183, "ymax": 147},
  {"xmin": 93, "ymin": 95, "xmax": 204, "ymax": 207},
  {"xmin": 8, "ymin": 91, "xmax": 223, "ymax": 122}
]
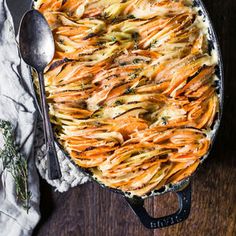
[{"xmin": 33, "ymin": 1, "xmax": 236, "ymax": 236}]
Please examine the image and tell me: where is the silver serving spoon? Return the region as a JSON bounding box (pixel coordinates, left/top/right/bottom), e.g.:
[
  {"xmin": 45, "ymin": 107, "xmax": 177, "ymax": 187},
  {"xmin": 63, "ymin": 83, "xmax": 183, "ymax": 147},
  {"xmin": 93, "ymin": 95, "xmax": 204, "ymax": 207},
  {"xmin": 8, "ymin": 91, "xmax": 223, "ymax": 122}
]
[{"xmin": 19, "ymin": 10, "xmax": 62, "ymax": 180}]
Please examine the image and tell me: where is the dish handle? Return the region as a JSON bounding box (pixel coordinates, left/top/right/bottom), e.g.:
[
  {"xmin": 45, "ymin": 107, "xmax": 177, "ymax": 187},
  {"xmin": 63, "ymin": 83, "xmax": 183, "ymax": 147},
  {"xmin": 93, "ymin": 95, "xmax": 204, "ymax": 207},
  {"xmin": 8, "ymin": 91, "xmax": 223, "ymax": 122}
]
[{"xmin": 125, "ymin": 183, "xmax": 191, "ymax": 229}]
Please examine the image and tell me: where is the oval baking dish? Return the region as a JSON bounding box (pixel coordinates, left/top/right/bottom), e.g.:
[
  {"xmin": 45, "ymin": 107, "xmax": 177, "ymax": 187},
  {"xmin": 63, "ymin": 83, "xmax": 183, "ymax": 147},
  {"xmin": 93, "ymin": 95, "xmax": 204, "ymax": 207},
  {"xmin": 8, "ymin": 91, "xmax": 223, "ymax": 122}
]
[{"xmin": 32, "ymin": 0, "xmax": 224, "ymax": 229}]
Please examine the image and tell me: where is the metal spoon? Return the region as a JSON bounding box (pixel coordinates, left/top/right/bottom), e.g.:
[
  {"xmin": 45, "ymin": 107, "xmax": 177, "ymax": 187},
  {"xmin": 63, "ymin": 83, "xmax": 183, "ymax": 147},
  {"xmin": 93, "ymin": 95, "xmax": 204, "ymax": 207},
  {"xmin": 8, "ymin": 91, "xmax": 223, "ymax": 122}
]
[{"xmin": 19, "ymin": 10, "xmax": 62, "ymax": 180}]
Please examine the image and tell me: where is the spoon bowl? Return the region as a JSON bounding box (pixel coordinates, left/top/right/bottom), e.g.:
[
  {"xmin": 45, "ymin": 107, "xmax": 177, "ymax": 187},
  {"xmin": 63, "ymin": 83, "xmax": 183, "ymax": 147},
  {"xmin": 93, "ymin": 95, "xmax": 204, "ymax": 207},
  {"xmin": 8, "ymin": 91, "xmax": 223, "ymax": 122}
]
[{"xmin": 19, "ymin": 10, "xmax": 55, "ymax": 72}]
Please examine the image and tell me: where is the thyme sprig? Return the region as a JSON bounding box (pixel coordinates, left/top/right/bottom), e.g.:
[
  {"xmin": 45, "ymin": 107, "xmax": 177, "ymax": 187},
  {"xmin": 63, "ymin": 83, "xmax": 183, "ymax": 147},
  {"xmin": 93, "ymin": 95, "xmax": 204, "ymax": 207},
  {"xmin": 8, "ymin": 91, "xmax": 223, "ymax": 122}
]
[{"xmin": 0, "ymin": 120, "xmax": 31, "ymax": 212}]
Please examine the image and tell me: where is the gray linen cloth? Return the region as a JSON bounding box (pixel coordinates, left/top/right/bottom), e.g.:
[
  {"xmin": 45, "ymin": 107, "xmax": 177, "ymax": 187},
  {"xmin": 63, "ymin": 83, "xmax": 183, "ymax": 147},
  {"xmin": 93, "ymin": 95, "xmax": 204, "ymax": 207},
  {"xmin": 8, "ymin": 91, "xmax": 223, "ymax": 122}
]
[
  {"xmin": 0, "ymin": 0, "xmax": 39, "ymax": 235},
  {"xmin": 0, "ymin": 1, "xmax": 89, "ymax": 235},
  {"xmin": 5, "ymin": 0, "xmax": 89, "ymax": 194}
]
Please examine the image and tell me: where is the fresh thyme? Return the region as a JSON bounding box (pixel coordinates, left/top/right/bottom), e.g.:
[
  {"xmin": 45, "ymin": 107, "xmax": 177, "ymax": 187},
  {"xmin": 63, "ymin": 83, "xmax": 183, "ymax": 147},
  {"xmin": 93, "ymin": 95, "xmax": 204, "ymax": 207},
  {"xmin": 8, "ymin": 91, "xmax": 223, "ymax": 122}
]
[
  {"xmin": 111, "ymin": 36, "xmax": 117, "ymax": 42},
  {"xmin": 132, "ymin": 32, "xmax": 139, "ymax": 49},
  {"xmin": 150, "ymin": 40, "xmax": 158, "ymax": 48},
  {"xmin": 133, "ymin": 58, "xmax": 145, "ymax": 64},
  {"xmin": 124, "ymin": 87, "xmax": 135, "ymax": 94},
  {"xmin": 0, "ymin": 120, "xmax": 31, "ymax": 212},
  {"xmin": 161, "ymin": 116, "xmax": 171, "ymax": 125},
  {"xmin": 115, "ymin": 100, "xmax": 124, "ymax": 106}
]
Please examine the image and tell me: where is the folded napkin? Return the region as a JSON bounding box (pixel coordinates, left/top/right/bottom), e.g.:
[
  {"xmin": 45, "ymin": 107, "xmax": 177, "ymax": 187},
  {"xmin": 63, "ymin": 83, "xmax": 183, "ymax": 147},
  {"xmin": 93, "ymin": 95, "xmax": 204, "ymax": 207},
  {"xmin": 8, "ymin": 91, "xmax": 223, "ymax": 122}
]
[
  {"xmin": 34, "ymin": 120, "xmax": 89, "ymax": 193},
  {"xmin": 0, "ymin": 1, "xmax": 40, "ymax": 235},
  {"xmin": 0, "ymin": 1, "xmax": 89, "ymax": 235}
]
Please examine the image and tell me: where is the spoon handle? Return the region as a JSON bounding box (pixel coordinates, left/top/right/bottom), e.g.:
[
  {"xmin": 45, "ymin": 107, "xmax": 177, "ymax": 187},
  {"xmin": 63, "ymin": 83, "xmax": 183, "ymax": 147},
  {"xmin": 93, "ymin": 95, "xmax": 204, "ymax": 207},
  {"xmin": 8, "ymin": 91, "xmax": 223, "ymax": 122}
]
[{"xmin": 38, "ymin": 71, "xmax": 62, "ymax": 180}]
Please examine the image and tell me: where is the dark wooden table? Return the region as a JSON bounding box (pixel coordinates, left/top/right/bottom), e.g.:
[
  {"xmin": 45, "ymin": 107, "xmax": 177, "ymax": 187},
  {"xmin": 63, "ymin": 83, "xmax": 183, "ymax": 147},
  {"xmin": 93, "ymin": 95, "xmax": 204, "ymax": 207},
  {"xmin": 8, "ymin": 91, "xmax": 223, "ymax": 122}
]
[{"xmin": 33, "ymin": 1, "xmax": 236, "ymax": 235}]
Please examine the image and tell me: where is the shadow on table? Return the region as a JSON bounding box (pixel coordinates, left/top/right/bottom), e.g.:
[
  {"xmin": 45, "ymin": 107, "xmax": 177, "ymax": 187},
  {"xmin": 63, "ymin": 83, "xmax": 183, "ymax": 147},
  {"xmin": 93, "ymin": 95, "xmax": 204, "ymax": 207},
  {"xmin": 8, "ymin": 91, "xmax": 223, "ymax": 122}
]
[{"xmin": 33, "ymin": 178, "xmax": 55, "ymax": 236}]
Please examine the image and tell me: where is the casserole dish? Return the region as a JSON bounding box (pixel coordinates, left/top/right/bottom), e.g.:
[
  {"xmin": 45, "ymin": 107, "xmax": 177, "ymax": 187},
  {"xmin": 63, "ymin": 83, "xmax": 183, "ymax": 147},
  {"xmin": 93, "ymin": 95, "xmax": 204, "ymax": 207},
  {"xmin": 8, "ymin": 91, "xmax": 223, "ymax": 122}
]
[{"xmin": 33, "ymin": 0, "xmax": 224, "ymax": 229}]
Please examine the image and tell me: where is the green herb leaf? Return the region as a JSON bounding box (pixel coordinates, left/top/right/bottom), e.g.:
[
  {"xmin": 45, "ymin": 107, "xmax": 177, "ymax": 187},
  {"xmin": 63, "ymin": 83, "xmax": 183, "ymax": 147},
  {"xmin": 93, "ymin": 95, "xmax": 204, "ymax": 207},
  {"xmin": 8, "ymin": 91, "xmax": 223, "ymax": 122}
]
[
  {"xmin": 133, "ymin": 58, "xmax": 145, "ymax": 64},
  {"xmin": 161, "ymin": 116, "xmax": 170, "ymax": 125},
  {"xmin": 115, "ymin": 100, "xmax": 124, "ymax": 106},
  {"xmin": 0, "ymin": 120, "xmax": 31, "ymax": 212},
  {"xmin": 111, "ymin": 36, "xmax": 117, "ymax": 42},
  {"xmin": 124, "ymin": 88, "xmax": 135, "ymax": 94}
]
